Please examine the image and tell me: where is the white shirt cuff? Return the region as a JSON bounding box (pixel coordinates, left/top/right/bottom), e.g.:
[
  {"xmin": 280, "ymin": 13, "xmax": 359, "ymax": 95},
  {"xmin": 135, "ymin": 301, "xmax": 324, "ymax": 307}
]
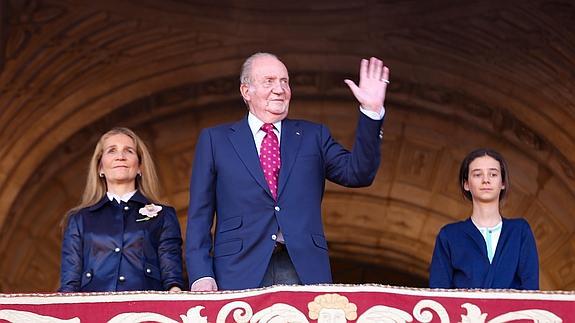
[{"xmin": 360, "ymin": 105, "xmax": 385, "ymax": 120}]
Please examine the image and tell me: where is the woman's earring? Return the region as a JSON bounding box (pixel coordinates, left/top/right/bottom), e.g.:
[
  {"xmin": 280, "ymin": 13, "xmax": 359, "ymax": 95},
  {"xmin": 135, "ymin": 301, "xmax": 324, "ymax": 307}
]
[{"xmin": 99, "ymin": 173, "xmax": 104, "ymax": 178}]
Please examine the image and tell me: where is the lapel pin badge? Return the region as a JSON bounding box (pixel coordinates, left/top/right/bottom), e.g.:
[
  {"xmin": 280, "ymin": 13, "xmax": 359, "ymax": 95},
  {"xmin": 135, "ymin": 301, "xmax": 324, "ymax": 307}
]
[{"xmin": 296, "ymin": 131, "xmax": 301, "ymax": 136}]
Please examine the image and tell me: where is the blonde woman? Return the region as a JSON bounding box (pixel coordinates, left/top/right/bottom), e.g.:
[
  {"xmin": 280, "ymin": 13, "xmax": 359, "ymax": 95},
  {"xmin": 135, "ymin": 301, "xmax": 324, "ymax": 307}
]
[{"xmin": 59, "ymin": 127, "xmax": 183, "ymax": 292}]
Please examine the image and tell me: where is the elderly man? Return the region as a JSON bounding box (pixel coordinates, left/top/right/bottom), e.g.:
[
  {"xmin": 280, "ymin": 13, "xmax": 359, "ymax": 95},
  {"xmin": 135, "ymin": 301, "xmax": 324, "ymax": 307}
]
[{"xmin": 186, "ymin": 52, "xmax": 390, "ymax": 291}]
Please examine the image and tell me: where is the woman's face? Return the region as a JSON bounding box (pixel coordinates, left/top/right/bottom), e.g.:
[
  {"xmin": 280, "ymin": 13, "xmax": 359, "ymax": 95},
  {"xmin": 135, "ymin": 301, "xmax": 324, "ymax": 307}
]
[
  {"xmin": 464, "ymin": 155, "xmax": 505, "ymax": 203},
  {"xmin": 99, "ymin": 133, "xmax": 140, "ymax": 188}
]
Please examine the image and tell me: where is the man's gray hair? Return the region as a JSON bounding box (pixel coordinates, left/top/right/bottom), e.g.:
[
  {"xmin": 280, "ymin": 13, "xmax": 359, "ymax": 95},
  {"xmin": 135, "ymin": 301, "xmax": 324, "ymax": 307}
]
[{"xmin": 240, "ymin": 52, "xmax": 281, "ymax": 85}]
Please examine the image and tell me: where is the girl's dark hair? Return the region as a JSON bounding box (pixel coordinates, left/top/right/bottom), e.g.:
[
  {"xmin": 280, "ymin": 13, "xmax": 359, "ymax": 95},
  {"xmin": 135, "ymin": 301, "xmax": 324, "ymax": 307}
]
[{"xmin": 459, "ymin": 148, "xmax": 509, "ymax": 201}]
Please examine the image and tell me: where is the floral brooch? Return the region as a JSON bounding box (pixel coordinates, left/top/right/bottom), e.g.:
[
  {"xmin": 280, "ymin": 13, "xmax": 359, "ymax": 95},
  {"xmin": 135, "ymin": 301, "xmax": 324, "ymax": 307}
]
[{"xmin": 136, "ymin": 204, "xmax": 162, "ymax": 222}]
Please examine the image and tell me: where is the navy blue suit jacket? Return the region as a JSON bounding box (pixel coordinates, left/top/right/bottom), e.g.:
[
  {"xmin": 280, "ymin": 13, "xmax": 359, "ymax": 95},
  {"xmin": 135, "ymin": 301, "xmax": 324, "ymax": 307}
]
[
  {"xmin": 59, "ymin": 191, "xmax": 184, "ymax": 292},
  {"xmin": 429, "ymin": 217, "xmax": 539, "ymax": 290},
  {"xmin": 186, "ymin": 113, "xmax": 383, "ymax": 290}
]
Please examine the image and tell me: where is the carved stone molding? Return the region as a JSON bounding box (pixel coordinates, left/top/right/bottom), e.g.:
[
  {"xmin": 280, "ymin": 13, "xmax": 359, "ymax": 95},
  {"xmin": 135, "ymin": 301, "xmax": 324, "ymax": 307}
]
[{"xmin": 1, "ymin": 0, "xmax": 575, "ymax": 292}]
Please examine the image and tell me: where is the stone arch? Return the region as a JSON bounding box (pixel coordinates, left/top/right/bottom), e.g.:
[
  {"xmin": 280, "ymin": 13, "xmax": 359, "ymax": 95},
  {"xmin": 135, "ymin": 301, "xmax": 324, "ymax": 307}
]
[{"xmin": 1, "ymin": 0, "xmax": 575, "ymax": 292}]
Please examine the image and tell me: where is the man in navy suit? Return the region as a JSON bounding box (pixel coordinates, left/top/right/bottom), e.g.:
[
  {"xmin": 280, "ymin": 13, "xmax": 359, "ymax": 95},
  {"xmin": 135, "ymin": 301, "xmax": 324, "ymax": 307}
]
[{"xmin": 186, "ymin": 53, "xmax": 390, "ymax": 291}]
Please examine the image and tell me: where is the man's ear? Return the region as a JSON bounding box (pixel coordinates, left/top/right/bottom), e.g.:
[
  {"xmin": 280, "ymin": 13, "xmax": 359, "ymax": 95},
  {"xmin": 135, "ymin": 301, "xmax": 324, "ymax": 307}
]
[{"xmin": 240, "ymin": 84, "xmax": 251, "ymax": 102}]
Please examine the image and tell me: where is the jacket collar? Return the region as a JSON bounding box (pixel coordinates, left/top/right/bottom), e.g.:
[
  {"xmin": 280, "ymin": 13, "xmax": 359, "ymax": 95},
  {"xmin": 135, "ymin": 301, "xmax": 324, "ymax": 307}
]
[
  {"xmin": 88, "ymin": 196, "xmax": 110, "ymax": 212},
  {"xmin": 129, "ymin": 190, "xmax": 149, "ymax": 205},
  {"xmin": 88, "ymin": 190, "xmax": 149, "ymax": 211}
]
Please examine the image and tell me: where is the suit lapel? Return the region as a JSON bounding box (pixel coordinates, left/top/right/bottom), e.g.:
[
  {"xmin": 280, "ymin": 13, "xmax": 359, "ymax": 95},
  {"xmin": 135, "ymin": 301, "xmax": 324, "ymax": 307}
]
[
  {"xmin": 277, "ymin": 119, "xmax": 303, "ymax": 198},
  {"xmin": 228, "ymin": 117, "xmax": 271, "ymax": 197}
]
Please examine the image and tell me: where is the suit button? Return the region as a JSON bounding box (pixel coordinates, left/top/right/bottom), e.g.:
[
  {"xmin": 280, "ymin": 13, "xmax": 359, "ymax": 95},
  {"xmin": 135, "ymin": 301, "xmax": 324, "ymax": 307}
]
[
  {"xmin": 114, "ymin": 247, "xmax": 120, "ymax": 253},
  {"xmin": 146, "ymin": 268, "xmax": 152, "ymax": 274},
  {"xmin": 271, "ymin": 234, "xmax": 277, "ymax": 241},
  {"xmin": 274, "ymin": 206, "xmax": 280, "ymax": 211},
  {"xmin": 124, "ymin": 206, "xmax": 130, "ymax": 211},
  {"xmin": 119, "ymin": 276, "xmax": 126, "ymax": 282},
  {"xmin": 85, "ymin": 272, "xmax": 91, "ymax": 278}
]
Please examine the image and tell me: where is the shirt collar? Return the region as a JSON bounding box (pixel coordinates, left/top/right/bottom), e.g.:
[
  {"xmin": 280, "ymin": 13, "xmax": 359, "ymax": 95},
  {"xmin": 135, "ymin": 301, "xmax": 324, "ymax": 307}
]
[
  {"xmin": 107, "ymin": 190, "xmax": 137, "ymax": 204},
  {"xmin": 89, "ymin": 190, "xmax": 149, "ymax": 211},
  {"xmin": 471, "ymin": 218, "xmax": 503, "ymax": 231},
  {"xmin": 247, "ymin": 112, "xmax": 282, "ymax": 137}
]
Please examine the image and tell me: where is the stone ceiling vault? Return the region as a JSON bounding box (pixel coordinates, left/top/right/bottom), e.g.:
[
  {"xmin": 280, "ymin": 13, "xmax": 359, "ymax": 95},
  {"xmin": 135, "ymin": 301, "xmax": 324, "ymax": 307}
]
[{"xmin": 0, "ymin": 0, "xmax": 574, "ymax": 291}]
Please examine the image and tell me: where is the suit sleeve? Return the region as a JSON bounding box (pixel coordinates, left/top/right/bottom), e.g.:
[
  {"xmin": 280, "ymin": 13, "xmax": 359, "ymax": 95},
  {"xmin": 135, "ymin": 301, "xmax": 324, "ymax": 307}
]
[
  {"xmin": 158, "ymin": 206, "xmax": 184, "ymax": 290},
  {"xmin": 323, "ymin": 112, "xmax": 383, "ymax": 187},
  {"xmin": 429, "ymin": 228, "xmax": 454, "ymax": 288},
  {"xmin": 59, "ymin": 213, "xmax": 83, "ymax": 292},
  {"xmin": 186, "ymin": 128, "xmax": 217, "ymax": 287},
  {"xmin": 518, "ymin": 219, "xmax": 539, "ymax": 290}
]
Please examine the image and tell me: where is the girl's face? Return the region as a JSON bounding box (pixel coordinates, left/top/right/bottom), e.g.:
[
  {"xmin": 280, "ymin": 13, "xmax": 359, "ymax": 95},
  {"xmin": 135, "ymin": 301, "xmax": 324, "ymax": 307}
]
[{"xmin": 464, "ymin": 155, "xmax": 505, "ymax": 203}]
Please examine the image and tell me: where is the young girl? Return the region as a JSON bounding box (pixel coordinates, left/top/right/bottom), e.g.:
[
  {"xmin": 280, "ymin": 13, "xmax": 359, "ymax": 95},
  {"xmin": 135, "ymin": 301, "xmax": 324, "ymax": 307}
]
[{"xmin": 429, "ymin": 148, "xmax": 539, "ymax": 290}]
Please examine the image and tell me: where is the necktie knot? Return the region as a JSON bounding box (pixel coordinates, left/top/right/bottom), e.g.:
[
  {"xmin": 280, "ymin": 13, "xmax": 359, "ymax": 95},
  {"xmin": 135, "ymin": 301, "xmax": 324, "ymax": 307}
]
[{"xmin": 261, "ymin": 123, "xmax": 275, "ymax": 134}]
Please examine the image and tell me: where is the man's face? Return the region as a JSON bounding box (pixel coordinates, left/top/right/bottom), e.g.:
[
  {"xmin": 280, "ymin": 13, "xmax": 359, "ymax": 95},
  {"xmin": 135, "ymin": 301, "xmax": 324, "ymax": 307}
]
[{"xmin": 241, "ymin": 56, "xmax": 291, "ymax": 123}]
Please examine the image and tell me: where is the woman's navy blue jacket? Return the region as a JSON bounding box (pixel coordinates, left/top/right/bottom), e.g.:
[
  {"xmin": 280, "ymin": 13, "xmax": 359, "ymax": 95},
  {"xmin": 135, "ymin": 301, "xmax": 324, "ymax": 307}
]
[
  {"xmin": 59, "ymin": 191, "xmax": 184, "ymax": 292},
  {"xmin": 429, "ymin": 217, "xmax": 539, "ymax": 290}
]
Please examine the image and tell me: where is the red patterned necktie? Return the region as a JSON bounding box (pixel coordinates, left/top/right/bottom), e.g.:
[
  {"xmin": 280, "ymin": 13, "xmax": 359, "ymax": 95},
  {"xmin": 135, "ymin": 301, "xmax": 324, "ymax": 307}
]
[{"xmin": 260, "ymin": 123, "xmax": 281, "ymax": 200}]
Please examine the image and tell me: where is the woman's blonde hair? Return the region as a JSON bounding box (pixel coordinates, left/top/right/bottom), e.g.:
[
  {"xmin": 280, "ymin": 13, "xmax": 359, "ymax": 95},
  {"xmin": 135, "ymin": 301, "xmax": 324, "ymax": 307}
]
[{"xmin": 62, "ymin": 127, "xmax": 161, "ymax": 226}]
